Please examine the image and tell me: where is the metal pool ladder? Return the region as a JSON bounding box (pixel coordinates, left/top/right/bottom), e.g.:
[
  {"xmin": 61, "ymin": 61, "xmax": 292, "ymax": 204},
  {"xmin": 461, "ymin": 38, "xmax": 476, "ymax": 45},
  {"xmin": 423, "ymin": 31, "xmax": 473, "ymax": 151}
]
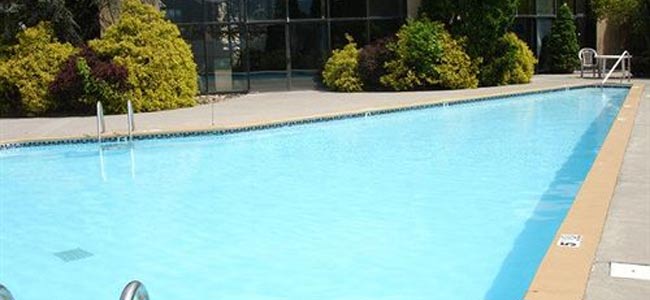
[
  {"xmin": 96, "ymin": 101, "xmax": 106, "ymax": 143},
  {"xmin": 127, "ymin": 100, "xmax": 135, "ymax": 141},
  {"xmin": 96, "ymin": 101, "xmax": 136, "ymax": 143},
  {"xmin": 0, "ymin": 284, "xmax": 14, "ymax": 300},
  {"xmin": 120, "ymin": 280, "xmax": 149, "ymax": 300},
  {"xmin": 601, "ymin": 50, "xmax": 632, "ymax": 87}
]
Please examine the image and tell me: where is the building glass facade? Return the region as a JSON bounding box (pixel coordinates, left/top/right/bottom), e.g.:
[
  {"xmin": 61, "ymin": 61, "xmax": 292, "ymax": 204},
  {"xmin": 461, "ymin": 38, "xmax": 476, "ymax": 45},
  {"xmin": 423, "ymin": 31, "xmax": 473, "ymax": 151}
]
[
  {"xmin": 162, "ymin": 0, "xmax": 407, "ymax": 93},
  {"xmin": 513, "ymin": 0, "xmax": 595, "ymax": 57},
  {"xmin": 163, "ymin": 0, "xmax": 594, "ymax": 94}
]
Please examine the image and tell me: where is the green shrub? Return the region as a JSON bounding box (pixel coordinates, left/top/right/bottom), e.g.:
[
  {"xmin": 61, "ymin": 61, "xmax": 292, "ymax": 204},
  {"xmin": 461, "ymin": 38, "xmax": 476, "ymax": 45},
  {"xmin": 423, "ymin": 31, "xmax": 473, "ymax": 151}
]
[
  {"xmin": 89, "ymin": 0, "xmax": 198, "ymax": 113},
  {"xmin": 322, "ymin": 34, "xmax": 363, "ymax": 92},
  {"xmin": 380, "ymin": 19, "xmax": 478, "ymax": 91},
  {"xmin": 418, "ymin": 0, "xmax": 518, "ymax": 86},
  {"xmin": 0, "ymin": 22, "xmax": 75, "ymax": 116},
  {"xmin": 49, "ymin": 46, "xmax": 130, "ymax": 115},
  {"xmin": 358, "ymin": 37, "xmax": 395, "ymax": 91},
  {"xmin": 542, "ymin": 4, "xmax": 580, "ymax": 73},
  {"xmin": 481, "ymin": 33, "xmax": 537, "ymax": 86}
]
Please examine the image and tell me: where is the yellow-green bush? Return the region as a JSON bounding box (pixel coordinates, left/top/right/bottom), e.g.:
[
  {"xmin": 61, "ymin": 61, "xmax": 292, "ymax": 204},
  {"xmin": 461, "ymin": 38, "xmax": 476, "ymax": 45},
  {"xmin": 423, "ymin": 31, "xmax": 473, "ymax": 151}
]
[
  {"xmin": 322, "ymin": 35, "xmax": 363, "ymax": 92},
  {"xmin": 89, "ymin": 0, "xmax": 197, "ymax": 112},
  {"xmin": 0, "ymin": 22, "xmax": 75, "ymax": 116},
  {"xmin": 482, "ymin": 33, "xmax": 537, "ymax": 86},
  {"xmin": 380, "ymin": 19, "xmax": 478, "ymax": 91}
]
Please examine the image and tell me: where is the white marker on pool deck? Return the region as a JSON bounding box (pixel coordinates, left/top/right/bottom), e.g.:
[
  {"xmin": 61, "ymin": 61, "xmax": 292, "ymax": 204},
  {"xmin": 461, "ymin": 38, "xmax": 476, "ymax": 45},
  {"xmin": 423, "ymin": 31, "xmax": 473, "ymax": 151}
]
[{"xmin": 610, "ymin": 262, "xmax": 650, "ymax": 280}]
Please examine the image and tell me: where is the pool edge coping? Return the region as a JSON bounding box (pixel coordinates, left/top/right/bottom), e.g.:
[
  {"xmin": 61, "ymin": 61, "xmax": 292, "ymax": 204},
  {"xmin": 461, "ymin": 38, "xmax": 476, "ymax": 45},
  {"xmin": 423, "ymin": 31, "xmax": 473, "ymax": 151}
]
[
  {"xmin": 0, "ymin": 83, "xmax": 631, "ymax": 149},
  {"xmin": 524, "ymin": 83, "xmax": 645, "ymax": 300}
]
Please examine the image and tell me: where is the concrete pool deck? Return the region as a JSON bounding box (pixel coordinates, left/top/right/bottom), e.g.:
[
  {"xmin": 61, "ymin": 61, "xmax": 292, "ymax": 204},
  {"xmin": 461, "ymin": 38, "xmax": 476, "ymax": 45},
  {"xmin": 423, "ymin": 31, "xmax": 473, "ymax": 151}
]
[
  {"xmin": 0, "ymin": 74, "xmax": 648, "ymax": 299},
  {"xmin": 0, "ymin": 74, "xmax": 625, "ymax": 143}
]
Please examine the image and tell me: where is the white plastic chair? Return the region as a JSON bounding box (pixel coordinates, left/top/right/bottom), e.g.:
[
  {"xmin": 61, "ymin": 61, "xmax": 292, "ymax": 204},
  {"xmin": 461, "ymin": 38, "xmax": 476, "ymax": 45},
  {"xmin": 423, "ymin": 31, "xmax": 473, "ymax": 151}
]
[{"xmin": 578, "ymin": 48, "xmax": 599, "ymax": 78}]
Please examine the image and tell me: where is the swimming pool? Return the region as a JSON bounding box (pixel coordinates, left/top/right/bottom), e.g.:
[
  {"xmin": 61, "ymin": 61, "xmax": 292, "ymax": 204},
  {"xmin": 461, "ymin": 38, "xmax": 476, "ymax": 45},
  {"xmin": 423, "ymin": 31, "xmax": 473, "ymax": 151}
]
[{"xmin": 0, "ymin": 87, "xmax": 629, "ymax": 300}]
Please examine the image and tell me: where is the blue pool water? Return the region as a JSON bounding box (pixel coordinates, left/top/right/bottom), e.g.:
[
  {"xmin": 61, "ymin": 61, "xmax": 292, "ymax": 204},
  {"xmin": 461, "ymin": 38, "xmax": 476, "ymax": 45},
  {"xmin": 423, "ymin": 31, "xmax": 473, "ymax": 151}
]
[{"xmin": 0, "ymin": 87, "xmax": 629, "ymax": 300}]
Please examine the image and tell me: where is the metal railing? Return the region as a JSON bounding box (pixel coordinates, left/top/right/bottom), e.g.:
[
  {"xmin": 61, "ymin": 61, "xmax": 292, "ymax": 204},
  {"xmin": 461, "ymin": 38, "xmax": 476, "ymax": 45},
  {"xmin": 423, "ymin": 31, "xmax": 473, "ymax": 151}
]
[
  {"xmin": 96, "ymin": 101, "xmax": 106, "ymax": 143},
  {"xmin": 127, "ymin": 100, "xmax": 135, "ymax": 141},
  {"xmin": 0, "ymin": 284, "xmax": 14, "ymax": 300},
  {"xmin": 120, "ymin": 280, "xmax": 149, "ymax": 300},
  {"xmin": 2, "ymin": 281, "xmax": 150, "ymax": 300},
  {"xmin": 601, "ymin": 51, "xmax": 632, "ymax": 86}
]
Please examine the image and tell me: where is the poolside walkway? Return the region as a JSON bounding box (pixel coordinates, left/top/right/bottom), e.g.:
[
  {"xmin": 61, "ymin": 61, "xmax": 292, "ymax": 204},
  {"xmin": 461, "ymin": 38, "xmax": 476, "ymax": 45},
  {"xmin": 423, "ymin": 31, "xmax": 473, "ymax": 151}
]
[
  {"xmin": 584, "ymin": 82, "xmax": 650, "ymax": 299},
  {"xmin": 0, "ymin": 74, "xmax": 608, "ymax": 143}
]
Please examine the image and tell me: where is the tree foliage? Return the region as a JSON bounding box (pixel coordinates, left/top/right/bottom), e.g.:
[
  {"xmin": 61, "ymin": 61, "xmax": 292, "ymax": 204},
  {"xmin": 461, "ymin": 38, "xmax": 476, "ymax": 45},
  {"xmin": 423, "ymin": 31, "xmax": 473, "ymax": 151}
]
[
  {"xmin": 482, "ymin": 33, "xmax": 537, "ymax": 86},
  {"xmin": 0, "ymin": 22, "xmax": 75, "ymax": 116},
  {"xmin": 49, "ymin": 46, "xmax": 130, "ymax": 114},
  {"xmin": 542, "ymin": 4, "xmax": 580, "ymax": 73},
  {"xmin": 0, "ymin": 0, "xmax": 101, "ymax": 46},
  {"xmin": 380, "ymin": 19, "xmax": 478, "ymax": 91},
  {"xmin": 89, "ymin": 0, "xmax": 198, "ymax": 112},
  {"xmin": 593, "ymin": 0, "xmax": 650, "ymax": 77},
  {"xmin": 322, "ymin": 35, "xmax": 363, "ymax": 92},
  {"xmin": 418, "ymin": 0, "xmax": 518, "ymax": 86},
  {"xmin": 358, "ymin": 37, "xmax": 395, "ymax": 91}
]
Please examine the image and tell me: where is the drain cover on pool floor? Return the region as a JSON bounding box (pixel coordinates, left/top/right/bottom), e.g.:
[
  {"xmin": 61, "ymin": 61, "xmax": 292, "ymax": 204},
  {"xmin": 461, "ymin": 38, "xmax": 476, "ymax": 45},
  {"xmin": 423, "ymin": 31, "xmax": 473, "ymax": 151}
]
[
  {"xmin": 53, "ymin": 248, "xmax": 93, "ymax": 262},
  {"xmin": 610, "ymin": 262, "xmax": 650, "ymax": 280}
]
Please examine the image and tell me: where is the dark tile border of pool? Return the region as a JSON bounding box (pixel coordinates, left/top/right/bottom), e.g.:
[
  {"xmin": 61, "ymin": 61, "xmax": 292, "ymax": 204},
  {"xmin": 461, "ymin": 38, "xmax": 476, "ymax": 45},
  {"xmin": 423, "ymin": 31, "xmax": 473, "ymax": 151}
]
[{"xmin": 0, "ymin": 83, "xmax": 631, "ymax": 150}]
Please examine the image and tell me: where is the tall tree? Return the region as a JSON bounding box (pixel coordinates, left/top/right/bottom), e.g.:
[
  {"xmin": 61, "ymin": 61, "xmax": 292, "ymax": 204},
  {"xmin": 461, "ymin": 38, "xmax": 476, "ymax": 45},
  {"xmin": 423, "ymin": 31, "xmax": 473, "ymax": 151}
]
[
  {"xmin": 543, "ymin": 3, "xmax": 580, "ymax": 73},
  {"xmin": 0, "ymin": 0, "xmax": 101, "ymax": 46}
]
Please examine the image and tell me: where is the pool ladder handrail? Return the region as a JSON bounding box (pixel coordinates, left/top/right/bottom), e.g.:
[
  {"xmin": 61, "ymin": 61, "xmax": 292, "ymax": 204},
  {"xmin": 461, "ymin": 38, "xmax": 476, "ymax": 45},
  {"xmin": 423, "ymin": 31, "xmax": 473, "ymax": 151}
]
[
  {"xmin": 120, "ymin": 280, "xmax": 149, "ymax": 300},
  {"xmin": 97, "ymin": 101, "xmax": 136, "ymax": 143},
  {"xmin": 601, "ymin": 50, "xmax": 632, "ymax": 87},
  {"xmin": 97, "ymin": 101, "xmax": 106, "ymax": 143},
  {"xmin": 127, "ymin": 100, "xmax": 135, "ymax": 141},
  {"xmin": 0, "ymin": 284, "xmax": 14, "ymax": 300},
  {"xmin": 1, "ymin": 281, "xmax": 149, "ymax": 300}
]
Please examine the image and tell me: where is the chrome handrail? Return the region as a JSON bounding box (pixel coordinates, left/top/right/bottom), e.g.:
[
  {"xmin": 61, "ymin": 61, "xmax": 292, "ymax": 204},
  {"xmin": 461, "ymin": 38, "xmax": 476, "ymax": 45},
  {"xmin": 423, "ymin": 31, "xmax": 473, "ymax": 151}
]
[
  {"xmin": 127, "ymin": 100, "xmax": 135, "ymax": 141},
  {"xmin": 601, "ymin": 50, "xmax": 631, "ymax": 86},
  {"xmin": 0, "ymin": 284, "xmax": 14, "ymax": 300},
  {"xmin": 120, "ymin": 280, "xmax": 149, "ymax": 300},
  {"xmin": 96, "ymin": 101, "xmax": 106, "ymax": 143}
]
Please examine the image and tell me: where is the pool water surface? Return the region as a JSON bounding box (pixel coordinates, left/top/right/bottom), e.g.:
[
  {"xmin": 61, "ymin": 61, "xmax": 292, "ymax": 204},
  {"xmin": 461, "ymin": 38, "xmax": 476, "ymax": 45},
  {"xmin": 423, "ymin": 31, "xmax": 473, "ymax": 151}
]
[{"xmin": 0, "ymin": 87, "xmax": 629, "ymax": 300}]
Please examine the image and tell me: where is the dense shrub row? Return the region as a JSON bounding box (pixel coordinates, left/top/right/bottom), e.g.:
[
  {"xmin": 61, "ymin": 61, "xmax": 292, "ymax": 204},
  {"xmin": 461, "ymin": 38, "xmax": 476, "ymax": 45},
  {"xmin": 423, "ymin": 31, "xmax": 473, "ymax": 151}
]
[
  {"xmin": 321, "ymin": 18, "xmax": 535, "ymax": 92},
  {"xmin": 0, "ymin": 0, "xmax": 197, "ymax": 117}
]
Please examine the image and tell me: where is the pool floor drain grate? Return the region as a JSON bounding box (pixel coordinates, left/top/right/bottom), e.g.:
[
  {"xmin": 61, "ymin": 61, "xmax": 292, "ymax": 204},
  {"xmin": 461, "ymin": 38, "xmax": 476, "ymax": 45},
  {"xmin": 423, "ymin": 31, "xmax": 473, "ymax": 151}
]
[{"xmin": 54, "ymin": 248, "xmax": 93, "ymax": 262}]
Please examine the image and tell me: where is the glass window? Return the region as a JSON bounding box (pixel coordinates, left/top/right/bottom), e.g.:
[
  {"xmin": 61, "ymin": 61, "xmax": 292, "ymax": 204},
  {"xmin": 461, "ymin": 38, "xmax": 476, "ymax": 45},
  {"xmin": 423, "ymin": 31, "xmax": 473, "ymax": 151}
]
[
  {"xmin": 575, "ymin": 0, "xmax": 586, "ymax": 14},
  {"xmin": 566, "ymin": 0, "xmax": 587, "ymax": 14},
  {"xmin": 369, "ymin": 19, "xmax": 402, "ymax": 41},
  {"xmin": 247, "ymin": 0, "xmax": 286, "ymax": 20},
  {"xmin": 206, "ymin": 0, "xmax": 244, "ymax": 23},
  {"xmin": 205, "ymin": 24, "xmax": 247, "ymax": 93},
  {"xmin": 517, "ymin": 0, "xmax": 534, "ymax": 15},
  {"xmin": 164, "ymin": 0, "xmax": 204, "ymax": 23},
  {"xmin": 248, "ymin": 24, "xmax": 288, "ymax": 91},
  {"xmin": 330, "ymin": 0, "xmax": 366, "ymax": 18},
  {"xmin": 536, "ymin": 18, "xmax": 553, "ymax": 56},
  {"xmin": 177, "ymin": 24, "xmax": 207, "ymax": 92},
  {"xmin": 536, "ymin": 0, "xmax": 555, "ymax": 15},
  {"xmin": 290, "ymin": 22, "xmax": 327, "ymax": 89},
  {"xmin": 288, "ymin": 0, "xmax": 323, "ymax": 19},
  {"xmin": 369, "ymin": 0, "xmax": 401, "ymax": 17},
  {"xmin": 512, "ymin": 18, "xmax": 535, "ymax": 54},
  {"xmin": 331, "ymin": 21, "xmax": 368, "ymax": 49}
]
